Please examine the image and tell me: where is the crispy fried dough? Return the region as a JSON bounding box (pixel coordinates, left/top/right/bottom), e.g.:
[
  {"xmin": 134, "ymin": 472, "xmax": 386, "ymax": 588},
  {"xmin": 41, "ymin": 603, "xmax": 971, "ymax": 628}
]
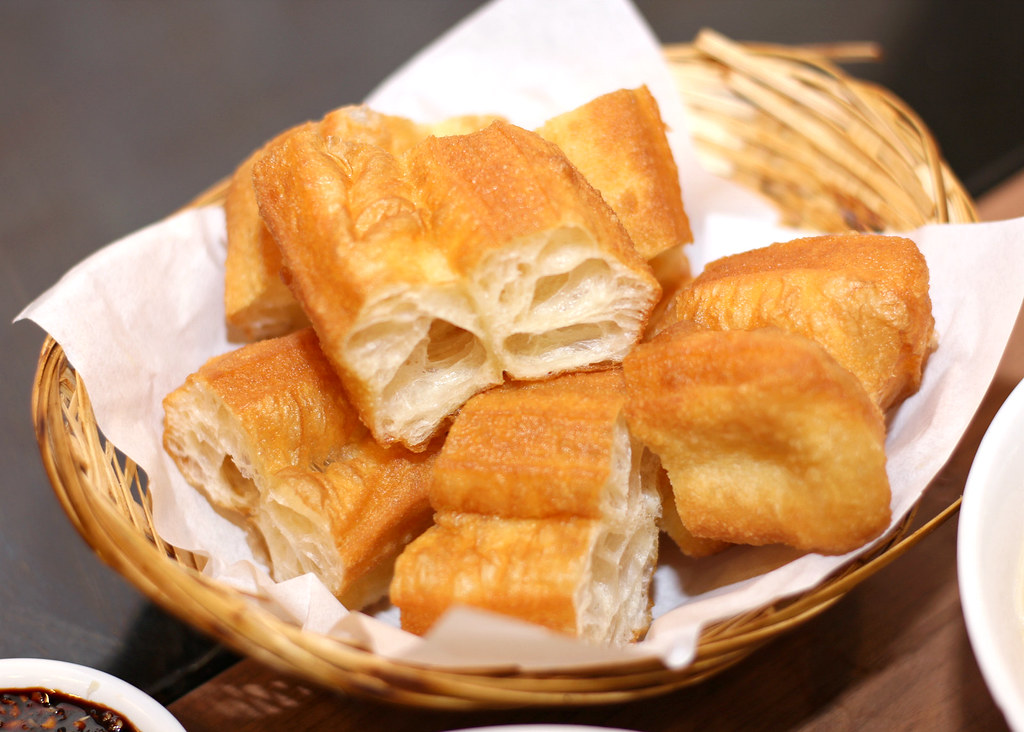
[
  {"xmin": 252, "ymin": 122, "xmax": 494, "ymax": 451},
  {"xmin": 623, "ymin": 324, "xmax": 891, "ymax": 555},
  {"xmin": 226, "ymin": 88, "xmax": 692, "ymax": 345},
  {"xmin": 431, "ymin": 369, "xmax": 636, "ymax": 519},
  {"xmin": 652, "ymin": 461, "xmax": 731, "ymax": 558},
  {"xmin": 538, "ymin": 86, "xmax": 692, "ymax": 289},
  {"xmin": 670, "ymin": 233, "xmax": 934, "ymax": 411},
  {"xmin": 392, "ymin": 514, "xmax": 608, "ymax": 638},
  {"xmin": 253, "ymin": 120, "xmax": 659, "ymax": 450},
  {"xmin": 405, "ymin": 122, "xmax": 660, "ymax": 380},
  {"xmin": 392, "ymin": 369, "xmax": 660, "ymax": 643},
  {"xmin": 162, "ymin": 328, "xmax": 437, "ymax": 609},
  {"xmin": 224, "ymin": 137, "xmax": 312, "ymax": 343},
  {"xmin": 224, "ymin": 106, "xmax": 434, "ymax": 342}
]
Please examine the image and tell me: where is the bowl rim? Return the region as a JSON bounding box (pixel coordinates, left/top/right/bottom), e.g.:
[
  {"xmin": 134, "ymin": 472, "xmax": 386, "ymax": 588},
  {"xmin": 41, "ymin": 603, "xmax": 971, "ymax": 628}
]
[
  {"xmin": 958, "ymin": 376, "xmax": 1024, "ymax": 731},
  {"xmin": 0, "ymin": 657, "xmax": 186, "ymax": 732}
]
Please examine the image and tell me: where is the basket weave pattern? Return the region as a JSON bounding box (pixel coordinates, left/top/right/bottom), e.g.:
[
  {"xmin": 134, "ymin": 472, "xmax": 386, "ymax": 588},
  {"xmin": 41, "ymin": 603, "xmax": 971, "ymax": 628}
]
[{"xmin": 32, "ymin": 31, "xmax": 974, "ymax": 708}]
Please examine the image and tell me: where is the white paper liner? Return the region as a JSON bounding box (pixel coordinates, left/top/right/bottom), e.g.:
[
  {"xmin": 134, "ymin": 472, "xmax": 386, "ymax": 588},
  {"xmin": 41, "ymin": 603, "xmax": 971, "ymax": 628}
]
[{"xmin": 16, "ymin": 0, "xmax": 1024, "ymax": 673}]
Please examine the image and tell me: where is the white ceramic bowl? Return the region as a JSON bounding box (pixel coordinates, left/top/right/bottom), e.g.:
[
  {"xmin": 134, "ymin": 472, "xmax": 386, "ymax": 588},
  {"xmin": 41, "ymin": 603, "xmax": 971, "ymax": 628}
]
[
  {"xmin": 0, "ymin": 657, "xmax": 186, "ymax": 732},
  {"xmin": 958, "ymin": 377, "xmax": 1024, "ymax": 731}
]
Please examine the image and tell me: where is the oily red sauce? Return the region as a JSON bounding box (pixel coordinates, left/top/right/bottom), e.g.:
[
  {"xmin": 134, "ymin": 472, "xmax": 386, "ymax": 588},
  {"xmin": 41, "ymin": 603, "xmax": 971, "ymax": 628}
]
[{"xmin": 0, "ymin": 688, "xmax": 139, "ymax": 731}]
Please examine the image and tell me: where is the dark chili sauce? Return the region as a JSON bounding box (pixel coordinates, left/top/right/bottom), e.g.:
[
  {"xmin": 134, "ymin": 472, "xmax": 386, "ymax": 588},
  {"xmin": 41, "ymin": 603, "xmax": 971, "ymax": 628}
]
[{"xmin": 0, "ymin": 688, "xmax": 139, "ymax": 731}]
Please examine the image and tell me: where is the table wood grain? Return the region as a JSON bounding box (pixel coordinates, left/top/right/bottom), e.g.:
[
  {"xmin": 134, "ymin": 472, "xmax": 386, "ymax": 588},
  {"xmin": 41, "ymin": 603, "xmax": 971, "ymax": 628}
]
[{"xmin": 167, "ymin": 180, "xmax": 1024, "ymax": 732}]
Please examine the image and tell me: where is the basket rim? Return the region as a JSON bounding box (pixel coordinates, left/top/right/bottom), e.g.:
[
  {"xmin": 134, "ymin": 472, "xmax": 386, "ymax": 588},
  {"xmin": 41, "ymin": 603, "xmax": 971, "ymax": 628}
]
[
  {"xmin": 30, "ymin": 34, "xmax": 975, "ymax": 708},
  {"xmin": 30, "ymin": 335, "xmax": 962, "ymax": 708}
]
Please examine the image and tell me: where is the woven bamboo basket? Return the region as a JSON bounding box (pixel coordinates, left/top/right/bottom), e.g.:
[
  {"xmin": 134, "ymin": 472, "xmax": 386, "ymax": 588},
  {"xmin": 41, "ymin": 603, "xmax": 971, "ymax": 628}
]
[{"xmin": 32, "ymin": 29, "xmax": 974, "ymax": 709}]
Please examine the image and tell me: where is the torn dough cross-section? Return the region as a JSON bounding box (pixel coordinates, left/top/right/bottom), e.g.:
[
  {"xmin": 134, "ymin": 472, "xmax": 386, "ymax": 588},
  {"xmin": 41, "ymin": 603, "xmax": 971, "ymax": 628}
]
[{"xmin": 162, "ymin": 86, "xmax": 934, "ymax": 645}]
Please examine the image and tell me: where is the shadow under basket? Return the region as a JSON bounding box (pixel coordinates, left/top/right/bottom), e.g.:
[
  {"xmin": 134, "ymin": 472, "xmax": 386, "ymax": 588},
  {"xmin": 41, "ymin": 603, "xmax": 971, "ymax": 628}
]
[{"xmin": 32, "ymin": 30, "xmax": 973, "ymax": 709}]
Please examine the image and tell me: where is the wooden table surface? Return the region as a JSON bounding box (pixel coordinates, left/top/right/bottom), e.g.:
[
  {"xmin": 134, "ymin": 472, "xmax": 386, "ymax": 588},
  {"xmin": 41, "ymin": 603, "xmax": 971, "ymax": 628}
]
[{"xmin": 165, "ymin": 173, "xmax": 1024, "ymax": 732}]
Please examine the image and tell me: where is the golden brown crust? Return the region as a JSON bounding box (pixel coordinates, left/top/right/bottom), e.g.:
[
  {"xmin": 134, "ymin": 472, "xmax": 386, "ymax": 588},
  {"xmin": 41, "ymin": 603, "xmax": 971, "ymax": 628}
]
[
  {"xmin": 224, "ymin": 105, "xmax": 467, "ymax": 343},
  {"xmin": 162, "ymin": 328, "xmax": 437, "ymax": 608},
  {"xmin": 171, "ymin": 328, "xmax": 365, "ymax": 478},
  {"xmin": 391, "ymin": 512, "xmax": 593, "ymax": 637},
  {"xmin": 623, "ymin": 324, "xmax": 891, "ymax": 555},
  {"xmin": 652, "ymin": 461, "xmax": 730, "ymax": 558},
  {"xmin": 431, "ymin": 369, "xmax": 628, "ymax": 519},
  {"xmin": 256, "ymin": 123, "xmax": 439, "ymax": 305},
  {"xmin": 404, "ymin": 120, "xmax": 650, "ymax": 278},
  {"xmin": 319, "ymin": 104, "xmax": 429, "ymax": 153},
  {"xmin": 538, "ymin": 86, "xmax": 693, "ymax": 268},
  {"xmin": 253, "ymin": 119, "xmax": 659, "ymax": 449},
  {"xmin": 265, "ymin": 433, "xmax": 437, "ymax": 609},
  {"xmin": 393, "ymin": 367, "xmax": 660, "ymax": 641},
  {"xmin": 670, "ymin": 233, "xmax": 934, "ymax": 411},
  {"xmin": 224, "ymin": 132, "xmax": 312, "ymax": 342},
  {"xmin": 253, "ymin": 123, "xmax": 453, "ymax": 437}
]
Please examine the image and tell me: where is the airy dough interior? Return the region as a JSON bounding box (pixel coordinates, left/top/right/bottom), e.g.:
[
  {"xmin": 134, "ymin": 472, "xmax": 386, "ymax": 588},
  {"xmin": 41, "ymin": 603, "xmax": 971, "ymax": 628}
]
[
  {"xmin": 344, "ymin": 287, "xmax": 501, "ymax": 447},
  {"xmin": 164, "ymin": 379, "xmax": 352, "ymax": 599},
  {"xmin": 575, "ymin": 435, "xmax": 660, "ymax": 644},
  {"xmin": 256, "ymin": 463, "xmax": 396, "ymax": 610},
  {"xmin": 578, "ymin": 520, "xmax": 659, "ymax": 644},
  {"xmin": 599, "ymin": 419, "xmax": 647, "ymax": 520},
  {"xmin": 469, "ymin": 229, "xmax": 654, "ymax": 379},
  {"xmin": 163, "ymin": 382, "xmax": 262, "ymax": 519},
  {"xmin": 257, "ymin": 475, "xmax": 341, "ymax": 593}
]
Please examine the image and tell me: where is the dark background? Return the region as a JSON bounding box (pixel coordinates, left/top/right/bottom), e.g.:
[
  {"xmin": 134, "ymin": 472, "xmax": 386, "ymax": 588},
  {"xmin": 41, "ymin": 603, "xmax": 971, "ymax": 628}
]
[{"xmin": 2, "ymin": 0, "xmax": 1021, "ymax": 703}]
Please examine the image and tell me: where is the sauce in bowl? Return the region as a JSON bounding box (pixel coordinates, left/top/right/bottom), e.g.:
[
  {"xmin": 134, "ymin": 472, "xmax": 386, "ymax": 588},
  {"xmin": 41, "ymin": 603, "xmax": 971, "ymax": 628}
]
[{"xmin": 0, "ymin": 687, "xmax": 139, "ymax": 731}]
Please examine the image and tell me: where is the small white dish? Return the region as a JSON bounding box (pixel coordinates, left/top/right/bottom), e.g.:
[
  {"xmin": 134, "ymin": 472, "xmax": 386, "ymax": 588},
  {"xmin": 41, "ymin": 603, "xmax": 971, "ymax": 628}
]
[
  {"xmin": 958, "ymin": 377, "xmax": 1024, "ymax": 731},
  {"xmin": 0, "ymin": 657, "xmax": 185, "ymax": 732}
]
